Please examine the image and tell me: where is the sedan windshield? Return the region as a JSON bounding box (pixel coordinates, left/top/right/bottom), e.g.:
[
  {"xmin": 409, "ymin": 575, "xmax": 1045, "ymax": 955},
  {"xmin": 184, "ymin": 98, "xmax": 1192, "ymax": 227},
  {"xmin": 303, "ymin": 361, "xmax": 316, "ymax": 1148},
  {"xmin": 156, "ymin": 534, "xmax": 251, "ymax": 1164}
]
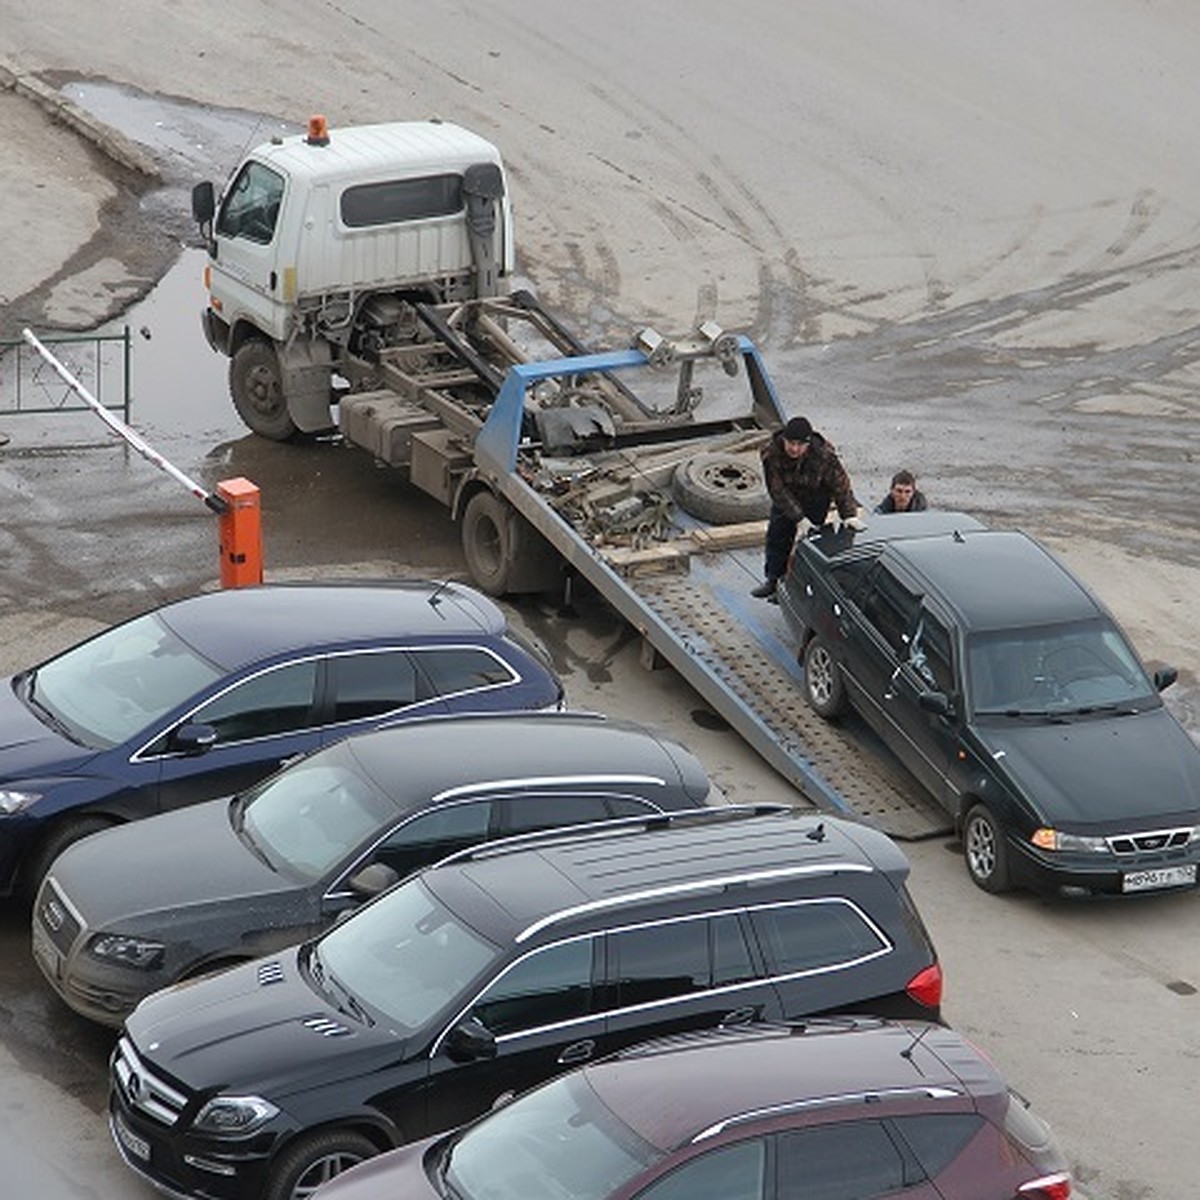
[
  {"xmin": 27, "ymin": 613, "xmax": 222, "ymax": 748},
  {"xmin": 444, "ymin": 1071, "xmax": 660, "ymax": 1200},
  {"xmin": 969, "ymin": 619, "xmax": 1155, "ymax": 715},
  {"xmin": 317, "ymin": 879, "xmax": 497, "ymax": 1033},
  {"xmin": 239, "ymin": 742, "xmax": 399, "ymax": 880}
]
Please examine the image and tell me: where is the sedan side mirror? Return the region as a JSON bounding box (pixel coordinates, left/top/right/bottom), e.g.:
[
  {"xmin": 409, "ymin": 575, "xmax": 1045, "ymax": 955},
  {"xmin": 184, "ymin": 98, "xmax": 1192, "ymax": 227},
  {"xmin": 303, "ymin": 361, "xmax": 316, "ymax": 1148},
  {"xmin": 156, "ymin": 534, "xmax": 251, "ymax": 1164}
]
[
  {"xmin": 172, "ymin": 722, "xmax": 218, "ymax": 755},
  {"xmin": 445, "ymin": 1017, "xmax": 498, "ymax": 1063},
  {"xmin": 1154, "ymin": 666, "xmax": 1178, "ymax": 693},
  {"xmin": 918, "ymin": 691, "xmax": 953, "ymax": 718},
  {"xmin": 345, "ymin": 862, "xmax": 400, "ymax": 898}
]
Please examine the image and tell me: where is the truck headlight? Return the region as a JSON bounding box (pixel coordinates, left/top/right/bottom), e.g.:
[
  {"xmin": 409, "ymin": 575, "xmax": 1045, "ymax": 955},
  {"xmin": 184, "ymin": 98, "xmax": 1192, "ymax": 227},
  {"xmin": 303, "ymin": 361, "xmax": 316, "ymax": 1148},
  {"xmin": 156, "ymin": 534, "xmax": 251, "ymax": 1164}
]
[
  {"xmin": 87, "ymin": 933, "xmax": 166, "ymax": 969},
  {"xmin": 0, "ymin": 789, "xmax": 41, "ymax": 815},
  {"xmin": 1031, "ymin": 828, "xmax": 1110, "ymax": 854},
  {"xmin": 193, "ymin": 1095, "xmax": 280, "ymax": 1136}
]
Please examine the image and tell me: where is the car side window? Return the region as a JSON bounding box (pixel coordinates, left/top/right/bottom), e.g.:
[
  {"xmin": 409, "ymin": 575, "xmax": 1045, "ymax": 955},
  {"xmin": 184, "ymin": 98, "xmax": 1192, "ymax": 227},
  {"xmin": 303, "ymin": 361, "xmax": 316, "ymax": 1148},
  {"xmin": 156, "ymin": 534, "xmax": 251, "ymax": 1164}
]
[
  {"xmin": 471, "ymin": 939, "xmax": 596, "ymax": 1037},
  {"xmin": 329, "ymin": 651, "xmax": 424, "ymax": 722},
  {"xmin": 828, "ymin": 557, "xmax": 877, "ymax": 604},
  {"xmin": 607, "ymin": 796, "xmax": 661, "ymax": 819},
  {"xmin": 776, "ymin": 1121, "xmax": 909, "ymax": 1200},
  {"xmin": 635, "ymin": 1139, "xmax": 766, "ymax": 1200},
  {"xmin": 891, "ymin": 1113, "xmax": 983, "ymax": 1177},
  {"xmin": 186, "ymin": 660, "xmax": 319, "ymax": 745},
  {"xmin": 907, "ymin": 612, "xmax": 954, "ymax": 694},
  {"xmin": 611, "ymin": 913, "xmax": 757, "ymax": 1006},
  {"xmin": 612, "ymin": 918, "xmax": 711, "ymax": 1006},
  {"xmin": 859, "ymin": 568, "xmax": 921, "ymax": 658},
  {"xmin": 501, "ymin": 794, "xmax": 619, "ymax": 836},
  {"xmin": 373, "ymin": 802, "xmax": 492, "ymax": 878},
  {"xmin": 415, "ymin": 647, "xmax": 516, "ymax": 697},
  {"xmin": 748, "ymin": 901, "xmax": 887, "ymax": 977}
]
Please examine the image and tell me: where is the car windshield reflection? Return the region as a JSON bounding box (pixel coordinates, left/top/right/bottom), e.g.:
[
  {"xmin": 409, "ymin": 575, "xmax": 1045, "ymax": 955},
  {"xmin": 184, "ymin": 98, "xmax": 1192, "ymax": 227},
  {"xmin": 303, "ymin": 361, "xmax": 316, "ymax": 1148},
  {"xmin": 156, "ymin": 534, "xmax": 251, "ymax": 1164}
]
[
  {"xmin": 238, "ymin": 742, "xmax": 398, "ymax": 881},
  {"xmin": 315, "ymin": 879, "xmax": 497, "ymax": 1032},
  {"xmin": 444, "ymin": 1071, "xmax": 660, "ymax": 1200},
  {"xmin": 26, "ymin": 613, "xmax": 222, "ymax": 748},
  {"xmin": 968, "ymin": 619, "xmax": 1155, "ymax": 716}
]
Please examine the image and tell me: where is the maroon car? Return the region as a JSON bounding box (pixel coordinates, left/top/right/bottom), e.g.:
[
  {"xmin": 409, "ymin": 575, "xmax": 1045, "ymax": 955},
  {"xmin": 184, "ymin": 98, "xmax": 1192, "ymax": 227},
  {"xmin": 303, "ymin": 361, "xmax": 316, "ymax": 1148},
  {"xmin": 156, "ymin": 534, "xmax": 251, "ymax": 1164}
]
[{"xmin": 310, "ymin": 1017, "xmax": 1072, "ymax": 1200}]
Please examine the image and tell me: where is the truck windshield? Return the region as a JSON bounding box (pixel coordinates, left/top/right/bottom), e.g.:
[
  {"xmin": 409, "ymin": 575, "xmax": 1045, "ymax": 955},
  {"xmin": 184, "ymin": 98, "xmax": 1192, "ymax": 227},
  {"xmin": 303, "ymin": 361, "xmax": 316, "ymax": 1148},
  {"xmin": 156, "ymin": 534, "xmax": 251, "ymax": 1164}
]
[{"xmin": 217, "ymin": 160, "xmax": 285, "ymax": 245}]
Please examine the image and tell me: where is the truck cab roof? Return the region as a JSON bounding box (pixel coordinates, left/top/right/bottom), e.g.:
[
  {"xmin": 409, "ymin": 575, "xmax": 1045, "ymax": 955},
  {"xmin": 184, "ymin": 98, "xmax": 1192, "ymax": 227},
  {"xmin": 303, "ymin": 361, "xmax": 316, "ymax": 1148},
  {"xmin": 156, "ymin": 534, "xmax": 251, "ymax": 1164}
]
[{"xmin": 249, "ymin": 119, "xmax": 505, "ymax": 183}]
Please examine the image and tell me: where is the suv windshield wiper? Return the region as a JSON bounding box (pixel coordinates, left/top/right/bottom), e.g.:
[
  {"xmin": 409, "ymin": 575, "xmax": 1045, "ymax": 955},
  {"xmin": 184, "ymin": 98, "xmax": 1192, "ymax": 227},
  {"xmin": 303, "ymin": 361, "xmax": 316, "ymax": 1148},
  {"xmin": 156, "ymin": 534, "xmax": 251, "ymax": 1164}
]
[
  {"xmin": 438, "ymin": 1142, "xmax": 466, "ymax": 1200},
  {"xmin": 307, "ymin": 947, "xmax": 375, "ymax": 1027},
  {"xmin": 326, "ymin": 970, "xmax": 375, "ymax": 1027},
  {"xmin": 20, "ymin": 671, "xmax": 79, "ymax": 740}
]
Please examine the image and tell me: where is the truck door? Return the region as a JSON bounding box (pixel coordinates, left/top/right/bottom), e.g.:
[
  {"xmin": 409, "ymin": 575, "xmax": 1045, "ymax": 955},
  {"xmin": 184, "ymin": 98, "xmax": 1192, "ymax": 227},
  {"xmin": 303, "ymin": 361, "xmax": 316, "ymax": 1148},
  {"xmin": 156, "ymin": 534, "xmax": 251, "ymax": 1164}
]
[{"xmin": 211, "ymin": 159, "xmax": 290, "ymax": 337}]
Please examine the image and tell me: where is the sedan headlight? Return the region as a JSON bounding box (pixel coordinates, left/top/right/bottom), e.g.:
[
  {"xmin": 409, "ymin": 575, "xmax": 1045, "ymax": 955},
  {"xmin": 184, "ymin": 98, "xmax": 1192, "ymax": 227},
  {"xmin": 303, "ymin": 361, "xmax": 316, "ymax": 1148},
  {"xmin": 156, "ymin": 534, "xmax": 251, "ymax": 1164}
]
[
  {"xmin": 0, "ymin": 789, "xmax": 42, "ymax": 815},
  {"xmin": 87, "ymin": 933, "xmax": 166, "ymax": 969},
  {"xmin": 193, "ymin": 1094, "xmax": 280, "ymax": 1136},
  {"xmin": 1031, "ymin": 828, "xmax": 1110, "ymax": 854}
]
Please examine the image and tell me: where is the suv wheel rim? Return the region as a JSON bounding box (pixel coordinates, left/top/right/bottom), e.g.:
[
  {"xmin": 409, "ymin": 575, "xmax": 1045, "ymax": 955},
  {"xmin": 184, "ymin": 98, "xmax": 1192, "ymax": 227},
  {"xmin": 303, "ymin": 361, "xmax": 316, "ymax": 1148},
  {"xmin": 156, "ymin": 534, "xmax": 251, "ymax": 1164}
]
[
  {"xmin": 966, "ymin": 816, "xmax": 995, "ymax": 879},
  {"xmin": 294, "ymin": 1150, "xmax": 368, "ymax": 1198}
]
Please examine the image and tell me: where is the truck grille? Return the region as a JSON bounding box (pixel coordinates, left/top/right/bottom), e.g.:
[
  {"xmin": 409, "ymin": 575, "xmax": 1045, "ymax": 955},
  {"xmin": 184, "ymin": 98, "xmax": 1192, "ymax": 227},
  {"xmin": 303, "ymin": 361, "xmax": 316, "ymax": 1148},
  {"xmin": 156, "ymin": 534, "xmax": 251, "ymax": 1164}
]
[
  {"xmin": 112, "ymin": 1036, "xmax": 189, "ymax": 1127},
  {"xmin": 37, "ymin": 878, "xmax": 83, "ymax": 957}
]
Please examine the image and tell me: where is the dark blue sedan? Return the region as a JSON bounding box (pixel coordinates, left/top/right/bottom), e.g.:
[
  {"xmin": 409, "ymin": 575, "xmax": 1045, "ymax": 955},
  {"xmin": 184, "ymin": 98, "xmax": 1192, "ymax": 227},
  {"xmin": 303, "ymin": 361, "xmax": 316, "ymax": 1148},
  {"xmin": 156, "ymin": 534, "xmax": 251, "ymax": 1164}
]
[{"xmin": 0, "ymin": 580, "xmax": 563, "ymax": 899}]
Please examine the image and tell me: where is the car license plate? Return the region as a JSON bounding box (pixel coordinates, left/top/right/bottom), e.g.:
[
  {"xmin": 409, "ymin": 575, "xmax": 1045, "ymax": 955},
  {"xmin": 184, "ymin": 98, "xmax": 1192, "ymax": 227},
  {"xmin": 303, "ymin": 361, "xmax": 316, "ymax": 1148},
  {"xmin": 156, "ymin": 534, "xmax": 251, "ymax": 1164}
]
[
  {"xmin": 1121, "ymin": 864, "xmax": 1197, "ymax": 893},
  {"xmin": 113, "ymin": 1113, "xmax": 151, "ymax": 1162}
]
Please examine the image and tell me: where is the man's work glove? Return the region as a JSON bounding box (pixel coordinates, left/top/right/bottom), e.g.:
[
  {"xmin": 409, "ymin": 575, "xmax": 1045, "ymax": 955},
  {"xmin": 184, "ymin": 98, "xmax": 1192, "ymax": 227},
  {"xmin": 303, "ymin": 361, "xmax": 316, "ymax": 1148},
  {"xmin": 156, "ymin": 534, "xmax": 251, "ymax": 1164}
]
[{"xmin": 842, "ymin": 513, "xmax": 867, "ymax": 532}]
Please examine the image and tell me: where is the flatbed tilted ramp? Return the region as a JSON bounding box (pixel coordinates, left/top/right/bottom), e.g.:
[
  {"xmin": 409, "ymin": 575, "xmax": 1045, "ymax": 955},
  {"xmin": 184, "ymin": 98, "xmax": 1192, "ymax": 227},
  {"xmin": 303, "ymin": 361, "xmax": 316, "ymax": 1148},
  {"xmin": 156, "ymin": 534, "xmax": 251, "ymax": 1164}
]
[{"xmin": 604, "ymin": 544, "xmax": 951, "ymax": 841}]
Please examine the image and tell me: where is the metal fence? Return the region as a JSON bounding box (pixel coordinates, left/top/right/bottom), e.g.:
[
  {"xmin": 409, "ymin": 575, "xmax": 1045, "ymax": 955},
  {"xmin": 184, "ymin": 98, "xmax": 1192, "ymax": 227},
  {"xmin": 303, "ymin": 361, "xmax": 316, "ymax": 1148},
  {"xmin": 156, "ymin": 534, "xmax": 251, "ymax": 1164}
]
[{"xmin": 0, "ymin": 328, "xmax": 131, "ymax": 422}]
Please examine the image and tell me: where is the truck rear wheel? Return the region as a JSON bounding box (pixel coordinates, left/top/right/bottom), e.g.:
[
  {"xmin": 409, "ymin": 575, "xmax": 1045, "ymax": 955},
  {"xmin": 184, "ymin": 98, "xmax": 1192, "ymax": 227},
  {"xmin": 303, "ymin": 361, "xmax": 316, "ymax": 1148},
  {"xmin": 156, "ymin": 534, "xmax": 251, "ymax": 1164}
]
[
  {"xmin": 230, "ymin": 340, "xmax": 298, "ymax": 441},
  {"xmin": 462, "ymin": 491, "xmax": 559, "ymax": 596}
]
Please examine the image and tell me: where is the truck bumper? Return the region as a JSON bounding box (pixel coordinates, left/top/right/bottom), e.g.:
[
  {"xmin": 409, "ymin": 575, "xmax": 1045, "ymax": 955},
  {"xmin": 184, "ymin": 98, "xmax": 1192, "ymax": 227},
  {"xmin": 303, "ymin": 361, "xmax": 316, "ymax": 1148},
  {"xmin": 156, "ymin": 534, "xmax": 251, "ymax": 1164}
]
[{"xmin": 200, "ymin": 307, "xmax": 226, "ymax": 354}]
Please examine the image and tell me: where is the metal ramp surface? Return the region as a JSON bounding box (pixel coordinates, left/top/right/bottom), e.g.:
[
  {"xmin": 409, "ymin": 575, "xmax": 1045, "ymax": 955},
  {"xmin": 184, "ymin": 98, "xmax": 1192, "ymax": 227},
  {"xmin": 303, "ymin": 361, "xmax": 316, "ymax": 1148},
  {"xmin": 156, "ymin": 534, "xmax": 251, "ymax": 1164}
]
[{"xmin": 627, "ymin": 549, "xmax": 951, "ymax": 842}]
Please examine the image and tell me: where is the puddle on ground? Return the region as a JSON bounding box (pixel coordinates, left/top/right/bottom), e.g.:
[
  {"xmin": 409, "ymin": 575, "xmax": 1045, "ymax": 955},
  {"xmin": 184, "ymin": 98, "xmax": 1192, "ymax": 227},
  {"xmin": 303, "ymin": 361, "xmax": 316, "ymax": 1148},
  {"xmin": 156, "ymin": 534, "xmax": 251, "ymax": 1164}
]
[{"xmin": 64, "ymin": 79, "xmax": 300, "ymax": 186}]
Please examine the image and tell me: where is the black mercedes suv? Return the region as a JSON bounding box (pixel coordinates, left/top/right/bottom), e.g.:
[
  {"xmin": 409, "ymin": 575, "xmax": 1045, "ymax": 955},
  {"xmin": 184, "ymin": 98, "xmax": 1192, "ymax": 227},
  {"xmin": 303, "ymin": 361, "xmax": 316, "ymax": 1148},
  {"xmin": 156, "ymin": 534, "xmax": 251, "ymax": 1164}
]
[{"xmin": 109, "ymin": 807, "xmax": 942, "ymax": 1200}]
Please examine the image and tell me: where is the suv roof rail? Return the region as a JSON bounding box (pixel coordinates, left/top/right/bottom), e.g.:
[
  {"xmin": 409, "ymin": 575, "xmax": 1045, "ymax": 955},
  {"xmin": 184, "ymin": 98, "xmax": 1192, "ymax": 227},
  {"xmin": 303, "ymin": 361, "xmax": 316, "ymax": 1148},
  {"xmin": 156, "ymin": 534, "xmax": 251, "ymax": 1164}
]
[
  {"xmin": 429, "ymin": 802, "xmax": 796, "ymax": 871},
  {"xmin": 693, "ymin": 1085, "xmax": 963, "ymax": 1143}
]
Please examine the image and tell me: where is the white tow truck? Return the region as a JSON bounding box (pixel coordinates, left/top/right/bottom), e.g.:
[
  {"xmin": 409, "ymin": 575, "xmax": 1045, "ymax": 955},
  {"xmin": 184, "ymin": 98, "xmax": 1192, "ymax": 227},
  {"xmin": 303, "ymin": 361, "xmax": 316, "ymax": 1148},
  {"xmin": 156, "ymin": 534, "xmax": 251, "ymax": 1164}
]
[{"xmin": 190, "ymin": 115, "xmax": 945, "ymax": 839}]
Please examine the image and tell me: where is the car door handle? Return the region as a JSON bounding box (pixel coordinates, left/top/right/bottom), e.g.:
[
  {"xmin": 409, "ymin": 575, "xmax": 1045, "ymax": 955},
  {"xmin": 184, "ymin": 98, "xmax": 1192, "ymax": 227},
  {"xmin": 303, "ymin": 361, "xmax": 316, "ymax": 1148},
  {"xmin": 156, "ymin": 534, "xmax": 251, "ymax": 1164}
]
[
  {"xmin": 721, "ymin": 1006, "xmax": 760, "ymax": 1026},
  {"xmin": 557, "ymin": 1039, "xmax": 595, "ymax": 1065}
]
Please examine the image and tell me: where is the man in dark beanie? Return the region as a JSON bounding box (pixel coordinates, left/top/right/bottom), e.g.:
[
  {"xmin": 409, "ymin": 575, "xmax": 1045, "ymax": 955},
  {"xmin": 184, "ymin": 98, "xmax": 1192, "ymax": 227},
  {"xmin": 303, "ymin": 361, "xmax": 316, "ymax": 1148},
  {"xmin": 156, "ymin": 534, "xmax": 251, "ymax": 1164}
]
[{"xmin": 751, "ymin": 415, "xmax": 864, "ymax": 598}]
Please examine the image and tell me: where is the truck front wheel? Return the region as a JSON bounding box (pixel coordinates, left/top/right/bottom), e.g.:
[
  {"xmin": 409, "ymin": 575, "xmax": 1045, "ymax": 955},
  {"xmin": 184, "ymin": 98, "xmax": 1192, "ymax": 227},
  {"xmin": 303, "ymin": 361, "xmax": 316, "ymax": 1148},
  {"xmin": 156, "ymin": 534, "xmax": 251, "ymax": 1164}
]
[{"xmin": 230, "ymin": 340, "xmax": 298, "ymax": 441}]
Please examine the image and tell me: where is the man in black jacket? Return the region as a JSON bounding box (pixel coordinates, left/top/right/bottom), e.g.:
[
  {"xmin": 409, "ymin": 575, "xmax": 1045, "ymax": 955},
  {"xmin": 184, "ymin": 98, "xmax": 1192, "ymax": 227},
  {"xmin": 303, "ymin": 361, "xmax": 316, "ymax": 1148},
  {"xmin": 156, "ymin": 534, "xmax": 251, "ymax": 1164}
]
[
  {"xmin": 751, "ymin": 416, "xmax": 863, "ymax": 599},
  {"xmin": 874, "ymin": 469, "xmax": 927, "ymax": 513}
]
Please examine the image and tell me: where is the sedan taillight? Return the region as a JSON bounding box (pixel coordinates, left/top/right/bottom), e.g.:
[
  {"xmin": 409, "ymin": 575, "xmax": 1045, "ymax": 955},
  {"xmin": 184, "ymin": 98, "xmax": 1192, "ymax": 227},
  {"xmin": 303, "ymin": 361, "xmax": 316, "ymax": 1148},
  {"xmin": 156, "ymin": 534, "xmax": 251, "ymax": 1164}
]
[{"xmin": 1018, "ymin": 1172, "xmax": 1071, "ymax": 1199}]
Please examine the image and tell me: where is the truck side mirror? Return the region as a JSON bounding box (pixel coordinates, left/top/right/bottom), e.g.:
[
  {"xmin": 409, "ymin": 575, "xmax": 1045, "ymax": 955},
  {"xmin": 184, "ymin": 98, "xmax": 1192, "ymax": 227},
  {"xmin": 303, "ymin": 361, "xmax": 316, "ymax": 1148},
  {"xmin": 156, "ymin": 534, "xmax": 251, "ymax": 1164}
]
[{"xmin": 192, "ymin": 181, "xmax": 216, "ymax": 224}]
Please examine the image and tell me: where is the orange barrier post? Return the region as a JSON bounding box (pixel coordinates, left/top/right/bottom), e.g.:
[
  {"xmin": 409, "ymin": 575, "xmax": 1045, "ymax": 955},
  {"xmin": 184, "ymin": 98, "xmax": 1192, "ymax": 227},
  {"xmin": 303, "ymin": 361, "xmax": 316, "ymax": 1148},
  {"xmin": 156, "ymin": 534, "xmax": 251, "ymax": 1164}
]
[{"xmin": 217, "ymin": 477, "xmax": 264, "ymax": 588}]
